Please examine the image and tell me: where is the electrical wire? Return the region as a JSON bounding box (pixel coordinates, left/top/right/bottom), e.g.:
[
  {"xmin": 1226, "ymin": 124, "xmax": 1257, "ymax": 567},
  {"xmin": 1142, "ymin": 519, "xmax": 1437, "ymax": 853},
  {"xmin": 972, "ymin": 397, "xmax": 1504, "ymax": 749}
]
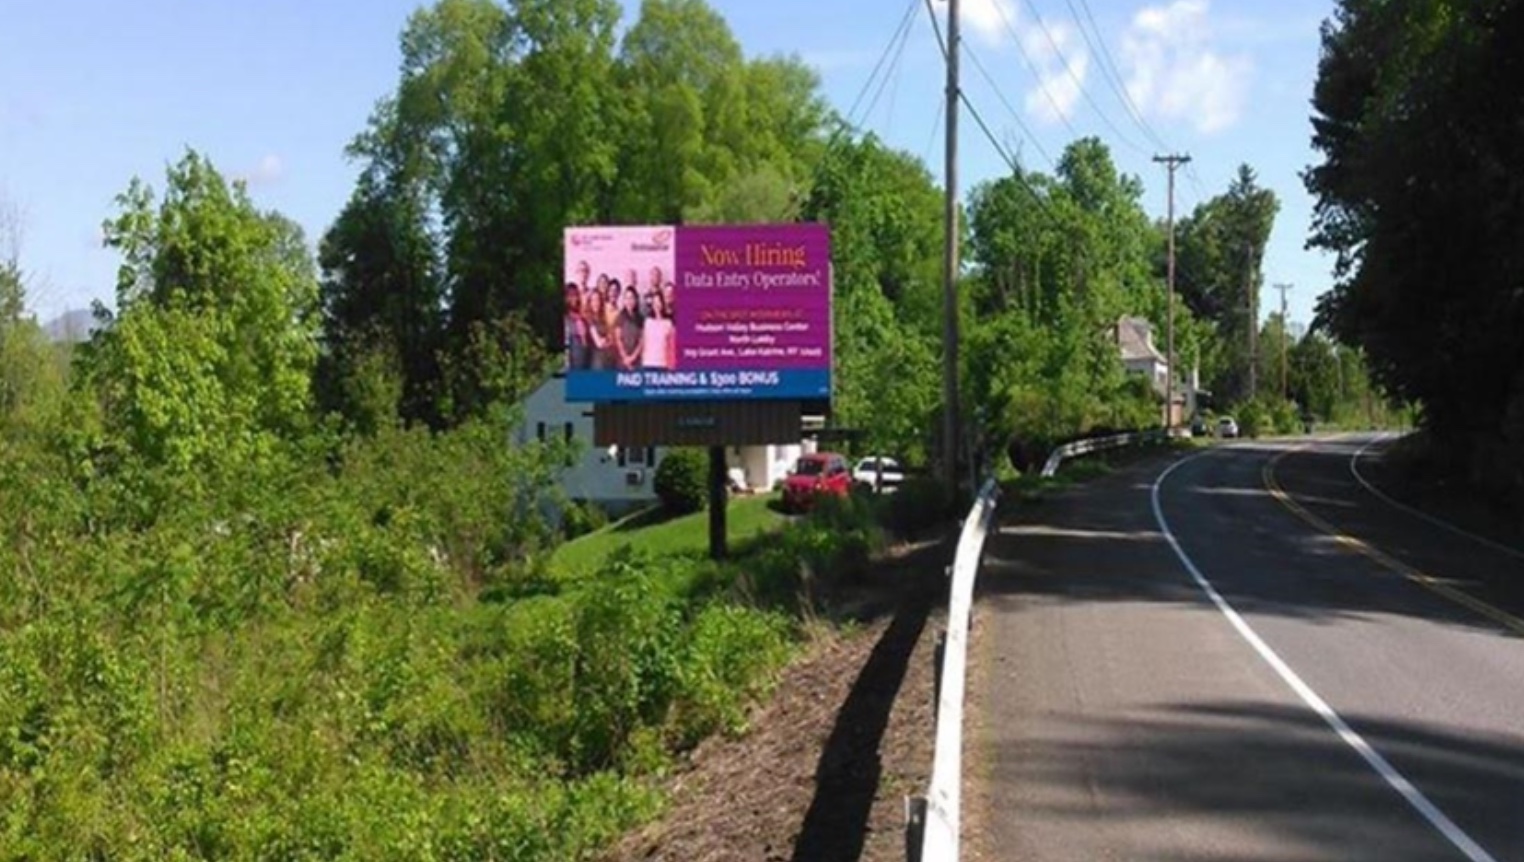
[
  {"xmin": 959, "ymin": 89, "xmax": 1061, "ymax": 226},
  {"xmin": 1070, "ymin": 0, "xmax": 1173, "ymax": 152},
  {"xmin": 986, "ymin": 0, "xmax": 1083, "ymax": 142},
  {"xmin": 842, "ymin": 0, "xmax": 922, "ymax": 132},
  {"xmin": 924, "ymin": 0, "xmax": 948, "ymax": 59},
  {"xmin": 860, "ymin": 0, "xmax": 920, "ymax": 129},
  {"xmin": 963, "ymin": 40, "xmax": 1056, "ymax": 169},
  {"xmin": 1000, "ymin": 0, "xmax": 1147, "ymax": 156},
  {"xmin": 923, "ymin": 92, "xmax": 946, "ymax": 163}
]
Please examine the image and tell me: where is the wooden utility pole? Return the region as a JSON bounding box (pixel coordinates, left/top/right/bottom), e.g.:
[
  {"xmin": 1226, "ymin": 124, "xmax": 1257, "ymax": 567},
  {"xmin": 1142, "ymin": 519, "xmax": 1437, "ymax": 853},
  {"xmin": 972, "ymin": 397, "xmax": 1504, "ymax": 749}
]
[
  {"xmin": 941, "ymin": 0, "xmax": 962, "ymax": 501},
  {"xmin": 1273, "ymin": 282, "xmax": 1293, "ymax": 401},
  {"xmin": 1245, "ymin": 243, "xmax": 1258, "ymax": 401},
  {"xmin": 1153, "ymin": 153, "xmax": 1190, "ymax": 433}
]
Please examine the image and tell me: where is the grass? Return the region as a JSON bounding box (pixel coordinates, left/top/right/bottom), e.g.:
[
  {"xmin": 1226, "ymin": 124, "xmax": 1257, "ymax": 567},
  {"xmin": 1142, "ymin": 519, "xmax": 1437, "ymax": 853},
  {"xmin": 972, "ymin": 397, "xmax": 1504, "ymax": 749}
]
[{"xmin": 552, "ymin": 493, "xmax": 790, "ymax": 578}]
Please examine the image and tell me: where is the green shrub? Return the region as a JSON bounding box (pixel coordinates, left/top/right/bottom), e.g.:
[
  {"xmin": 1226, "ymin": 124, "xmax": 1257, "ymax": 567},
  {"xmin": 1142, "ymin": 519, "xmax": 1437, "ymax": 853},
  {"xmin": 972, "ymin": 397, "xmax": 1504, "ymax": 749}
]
[
  {"xmin": 561, "ymin": 500, "xmax": 608, "ymax": 540},
  {"xmin": 653, "ymin": 448, "xmax": 708, "ymax": 516},
  {"xmin": 670, "ymin": 604, "xmax": 792, "ymax": 746}
]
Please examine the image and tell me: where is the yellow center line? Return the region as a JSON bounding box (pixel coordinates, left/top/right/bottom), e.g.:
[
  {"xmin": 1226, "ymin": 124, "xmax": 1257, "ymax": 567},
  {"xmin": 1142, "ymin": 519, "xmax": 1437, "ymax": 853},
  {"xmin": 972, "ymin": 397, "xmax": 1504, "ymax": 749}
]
[{"xmin": 1263, "ymin": 444, "xmax": 1524, "ymax": 638}]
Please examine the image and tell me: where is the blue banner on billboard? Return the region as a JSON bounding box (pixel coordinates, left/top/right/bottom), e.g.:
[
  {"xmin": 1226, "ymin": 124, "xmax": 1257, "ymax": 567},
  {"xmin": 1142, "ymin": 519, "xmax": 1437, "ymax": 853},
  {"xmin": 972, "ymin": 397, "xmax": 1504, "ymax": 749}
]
[{"xmin": 565, "ymin": 368, "xmax": 830, "ymax": 402}]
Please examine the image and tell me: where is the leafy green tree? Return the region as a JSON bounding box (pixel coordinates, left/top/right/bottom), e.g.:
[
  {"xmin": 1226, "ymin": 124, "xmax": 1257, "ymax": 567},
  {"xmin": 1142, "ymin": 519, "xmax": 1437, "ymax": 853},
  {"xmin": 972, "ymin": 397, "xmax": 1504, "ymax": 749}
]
[
  {"xmin": 76, "ymin": 150, "xmax": 320, "ymax": 471},
  {"xmin": 1168, "ymin": 165, "xmax": 1279, "ymax": 404},
  {"xmin": 1306, "ymin": 0, "xmax": 1524, "ymax": 494},
  {"xmin": 802, "ymin": 133, "xmax": 943, "ymax": 462},
  {"xmin": 964, "ymin": 138, "xmax": 1184, "ymax": 462},
  {"xmin": 1289, "ymin": 329, "xmax": 1342, "ymax": 422},
  {"xmin": 337, "ymin": 0, "xmax": 829, "ymax": 423},
  {"xmin": 318, "ymin": 169, "xmax": 443, "ymax": 428}
]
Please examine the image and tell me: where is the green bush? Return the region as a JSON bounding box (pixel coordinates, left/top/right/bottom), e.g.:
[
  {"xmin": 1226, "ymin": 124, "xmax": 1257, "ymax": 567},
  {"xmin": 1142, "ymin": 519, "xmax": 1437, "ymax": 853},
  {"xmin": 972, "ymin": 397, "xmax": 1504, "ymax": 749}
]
[
  {"xmin": 561, "ymin": 500, "xmax": 608, "ymax": 540},
  {"xmin": 653, "ymin": 448, "xmax": 708, "ymax": 516}
]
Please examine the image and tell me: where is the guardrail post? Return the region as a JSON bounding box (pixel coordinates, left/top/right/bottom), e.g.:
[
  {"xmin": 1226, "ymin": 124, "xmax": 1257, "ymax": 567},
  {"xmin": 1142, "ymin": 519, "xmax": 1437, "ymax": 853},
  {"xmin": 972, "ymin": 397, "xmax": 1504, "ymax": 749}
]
[{"xmin": 905, "ymin": 795, "xmax": 928, "ymax": 862}]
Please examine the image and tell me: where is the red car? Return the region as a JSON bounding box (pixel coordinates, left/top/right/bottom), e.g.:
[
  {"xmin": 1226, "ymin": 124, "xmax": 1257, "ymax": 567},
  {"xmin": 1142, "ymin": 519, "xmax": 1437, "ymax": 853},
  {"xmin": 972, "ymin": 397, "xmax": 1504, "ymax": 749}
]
[{"xmin": 781, "ymin": 452, "xmax": 852, "ymax": 512}]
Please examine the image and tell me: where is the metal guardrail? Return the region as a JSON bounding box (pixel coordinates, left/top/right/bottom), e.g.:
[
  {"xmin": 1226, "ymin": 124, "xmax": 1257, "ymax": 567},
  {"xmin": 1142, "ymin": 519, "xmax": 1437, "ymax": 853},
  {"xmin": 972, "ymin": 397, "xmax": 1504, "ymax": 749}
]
[
  {"xmin": 1039, "ymin": 428, "xmax": 1167, "ymax": 478},
  {"xmin": 907, "ymin": 476, "xmax": 1001, "ymax": 862},
  {"xmin": 906, "ymin": 430, "xmax": 1161, "ymax": 860}
]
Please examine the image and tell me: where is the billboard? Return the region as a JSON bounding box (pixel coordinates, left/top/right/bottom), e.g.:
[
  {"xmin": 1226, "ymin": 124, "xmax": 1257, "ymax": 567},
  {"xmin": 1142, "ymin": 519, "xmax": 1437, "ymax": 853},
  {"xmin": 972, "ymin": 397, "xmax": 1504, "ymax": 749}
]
[{"xmin": 562, "ymin": 223, "xmax": 831, "ymax": 402}]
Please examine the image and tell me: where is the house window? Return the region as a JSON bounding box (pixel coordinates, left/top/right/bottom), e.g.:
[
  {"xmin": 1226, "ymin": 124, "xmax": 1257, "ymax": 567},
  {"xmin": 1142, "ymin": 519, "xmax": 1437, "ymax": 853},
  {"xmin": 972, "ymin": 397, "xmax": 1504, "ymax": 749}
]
[
  {"xmin": 616, "ymin": 446, "xmax": 655, "ymax": 467},
  {"xmin": 536, "ymin": 422, "xmax": 546, "ymax": 442},
  {"xmin": 564, "ymin": 422, "xmax": 574, "ymax": 445}
]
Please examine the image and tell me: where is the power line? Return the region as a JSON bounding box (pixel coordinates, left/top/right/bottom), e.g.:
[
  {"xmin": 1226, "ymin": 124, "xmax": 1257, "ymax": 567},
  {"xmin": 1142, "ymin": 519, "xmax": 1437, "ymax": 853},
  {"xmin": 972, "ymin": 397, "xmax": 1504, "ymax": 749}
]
[
  {"xmin": 924, "ymin": 0, "xmax": 947, "ymax": 59},
  {"xmin": 959, "ymin": 89, "xmax": 1060, "ymax": 226},
  {"xmin": 1069, "ymin": 0, "xmax": 1172, "ymax": 153},
  {"xmin": 984, "ymin": 0, "xmax": 1082, "ymax": 142},
  {"xmin": 923, "ymin": 92, "xmax": 946, "ymax": 163},
  {"xmin": 842, "ymin": 0, "xmax": 921, "ymax": 132},
  {"xmin": 859, "ymin": 1, "xmax": 920, "ymax": 129},
  {"xmin": 963, "ymin": 41, "xmax": 1056, "ymax": 169},
  {"xmin": 1001, "ymin": 0, "xmax": 1148, "ymax": 156}
]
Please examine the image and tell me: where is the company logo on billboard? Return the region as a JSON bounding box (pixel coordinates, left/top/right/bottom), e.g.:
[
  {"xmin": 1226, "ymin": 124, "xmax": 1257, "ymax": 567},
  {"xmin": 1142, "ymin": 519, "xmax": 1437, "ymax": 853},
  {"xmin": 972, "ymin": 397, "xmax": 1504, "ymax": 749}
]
[
  {"xmin": 631, "ymin": 229, "xmax": 673, "ymax": 253},
  {"xmin": 568, "ymin": 232, "xmax": 616, "ymax": 248}
]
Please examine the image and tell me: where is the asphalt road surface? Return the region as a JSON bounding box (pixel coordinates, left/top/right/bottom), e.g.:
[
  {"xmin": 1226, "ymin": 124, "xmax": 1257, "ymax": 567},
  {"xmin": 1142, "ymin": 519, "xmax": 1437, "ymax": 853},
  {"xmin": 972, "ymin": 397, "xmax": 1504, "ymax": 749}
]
[{"xmin": 970, "ymin": 435, "xmax": 1524, "ymax": 862}]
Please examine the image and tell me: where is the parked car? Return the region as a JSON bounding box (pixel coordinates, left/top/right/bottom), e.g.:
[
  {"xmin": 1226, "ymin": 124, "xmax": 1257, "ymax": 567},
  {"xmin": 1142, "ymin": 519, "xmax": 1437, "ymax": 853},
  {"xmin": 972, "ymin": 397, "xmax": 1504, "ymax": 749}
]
[
  {"xmin": 1217, "ymin": 415, "xmax": 1240, "ymax": 438},
  {"xmin": 781, "ymin": 452, "xmax": 852, "ymax": 512},
  {"xmin": 1190, "ymin": 415, "xmax": 1209, "ymax": 437},
  {"xmin": 852, "ymin": 456, "xmax": 905, "ymax": 492}
]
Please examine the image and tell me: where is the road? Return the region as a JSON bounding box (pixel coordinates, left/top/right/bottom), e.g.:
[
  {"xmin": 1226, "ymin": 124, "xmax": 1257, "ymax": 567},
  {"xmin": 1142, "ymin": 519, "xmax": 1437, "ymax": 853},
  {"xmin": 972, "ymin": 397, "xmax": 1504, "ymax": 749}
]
[{"xmin": 968, "ymin": 435, "xmax": 1524, "ymax": 862}]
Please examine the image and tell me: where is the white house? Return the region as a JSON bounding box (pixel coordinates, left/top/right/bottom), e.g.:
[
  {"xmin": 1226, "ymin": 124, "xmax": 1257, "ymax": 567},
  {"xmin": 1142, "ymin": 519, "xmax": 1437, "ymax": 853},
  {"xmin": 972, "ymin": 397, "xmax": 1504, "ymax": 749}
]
[
  {"xmin": 1115, "ymin": 315, "xmax": 1188, "ymax": 426},
  {"xmin": 517, "ymin": 374, "xmax": 812, "ymax": 513}
]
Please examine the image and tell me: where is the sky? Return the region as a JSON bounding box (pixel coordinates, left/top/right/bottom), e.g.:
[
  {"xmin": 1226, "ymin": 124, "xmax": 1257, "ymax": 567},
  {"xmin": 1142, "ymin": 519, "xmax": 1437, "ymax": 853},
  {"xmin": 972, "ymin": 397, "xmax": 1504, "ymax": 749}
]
[{"xmin": 0, "ymin": 0, "xmax": 1334, "ymax": 329}]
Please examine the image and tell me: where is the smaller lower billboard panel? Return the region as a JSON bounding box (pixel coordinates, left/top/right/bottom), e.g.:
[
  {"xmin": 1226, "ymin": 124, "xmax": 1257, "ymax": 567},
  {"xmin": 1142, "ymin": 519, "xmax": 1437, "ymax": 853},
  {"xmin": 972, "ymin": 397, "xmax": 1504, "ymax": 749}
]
[
  {"xmin": 562, "ymin": 223, "xmax": 832, "ymax": 403},
  {"xmin": 593, "ymin": 400, "xmax": 804, "ymax": 447}
]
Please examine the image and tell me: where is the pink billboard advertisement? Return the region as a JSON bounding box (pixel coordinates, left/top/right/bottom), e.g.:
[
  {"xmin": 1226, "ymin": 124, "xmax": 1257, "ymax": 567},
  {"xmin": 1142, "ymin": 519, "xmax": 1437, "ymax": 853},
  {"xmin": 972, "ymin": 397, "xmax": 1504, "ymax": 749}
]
[{"xmin": 563, "ymin": 223, "xmax": 831, "ymax": 402}]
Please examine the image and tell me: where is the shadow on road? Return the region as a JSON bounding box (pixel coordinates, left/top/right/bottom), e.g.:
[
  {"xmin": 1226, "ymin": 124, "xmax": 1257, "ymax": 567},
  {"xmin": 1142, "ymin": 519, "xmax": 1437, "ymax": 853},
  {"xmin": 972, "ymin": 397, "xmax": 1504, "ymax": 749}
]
[{"xmin": 995, "ymin": 699, "xmax": 1524, "ymax": 860}]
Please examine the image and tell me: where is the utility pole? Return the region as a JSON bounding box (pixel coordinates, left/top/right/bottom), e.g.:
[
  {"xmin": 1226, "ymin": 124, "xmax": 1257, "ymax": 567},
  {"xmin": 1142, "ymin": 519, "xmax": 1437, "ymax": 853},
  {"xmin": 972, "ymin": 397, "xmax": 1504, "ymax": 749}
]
[
  {"xmin": 941, "ymin": 0, "xmax": 962, "ymax": 502},
  {"xmin": 1153, "ymin": 153, "xmax": 1190, "ymax": 434},
  {"xmin": 1273, "ymin": 282, "xmax": 1293, "ymax": 401},
  {"xmin": 1244, "ymin": 243, "xmax": 1258, "ymax": 401}
]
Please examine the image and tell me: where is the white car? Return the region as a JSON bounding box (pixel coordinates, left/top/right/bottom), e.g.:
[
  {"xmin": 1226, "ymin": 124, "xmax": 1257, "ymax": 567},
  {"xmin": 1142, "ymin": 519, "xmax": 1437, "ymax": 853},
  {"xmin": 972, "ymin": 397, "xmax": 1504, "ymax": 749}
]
[
  {"xmin": 1217, "ymin": 416, "xmax": 1240, "ymax": 438},
  {"xmin": 852, "ymin": 456, "xmax": 905, "ymax": 492}
]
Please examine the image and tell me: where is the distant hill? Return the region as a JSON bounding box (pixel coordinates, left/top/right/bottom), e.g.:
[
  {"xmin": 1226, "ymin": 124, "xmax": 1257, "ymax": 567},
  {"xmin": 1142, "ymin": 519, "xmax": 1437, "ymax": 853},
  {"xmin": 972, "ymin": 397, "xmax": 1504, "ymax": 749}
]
[{"xmin": 42, "ymin": 308, "xmax": 98, "ymax": 343}]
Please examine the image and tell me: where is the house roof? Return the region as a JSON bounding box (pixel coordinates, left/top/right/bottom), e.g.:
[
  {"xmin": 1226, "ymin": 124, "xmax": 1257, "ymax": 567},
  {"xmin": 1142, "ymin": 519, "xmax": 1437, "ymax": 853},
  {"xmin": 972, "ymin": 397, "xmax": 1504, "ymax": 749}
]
[{"xmin": 1117, "ymin": 316, "xmax": 1167, "ymax": 364}]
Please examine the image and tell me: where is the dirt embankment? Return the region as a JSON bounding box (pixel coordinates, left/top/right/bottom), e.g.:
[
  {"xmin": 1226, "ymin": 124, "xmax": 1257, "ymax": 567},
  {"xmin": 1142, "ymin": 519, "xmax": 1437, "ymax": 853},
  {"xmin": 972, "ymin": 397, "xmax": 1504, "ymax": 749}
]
[{"xmin": 602, "ymin": 538, "xmax": 950, "ymax": 862}]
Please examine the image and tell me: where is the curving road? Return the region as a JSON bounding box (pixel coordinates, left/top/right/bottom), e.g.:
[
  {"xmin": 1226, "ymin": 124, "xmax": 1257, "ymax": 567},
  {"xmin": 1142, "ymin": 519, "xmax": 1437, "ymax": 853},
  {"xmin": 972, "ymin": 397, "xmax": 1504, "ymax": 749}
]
[{"xmin": 968, "ymin": 436, "xmax": 1524, "ymax": 862}]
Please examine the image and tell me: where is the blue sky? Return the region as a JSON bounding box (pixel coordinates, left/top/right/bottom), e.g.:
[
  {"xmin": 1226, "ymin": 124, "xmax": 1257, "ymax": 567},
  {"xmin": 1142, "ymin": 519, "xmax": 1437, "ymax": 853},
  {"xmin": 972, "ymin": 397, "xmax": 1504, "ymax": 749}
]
[{"xmin": 1, "ymin": 0, "xmax": 1333, "ymax": 328}]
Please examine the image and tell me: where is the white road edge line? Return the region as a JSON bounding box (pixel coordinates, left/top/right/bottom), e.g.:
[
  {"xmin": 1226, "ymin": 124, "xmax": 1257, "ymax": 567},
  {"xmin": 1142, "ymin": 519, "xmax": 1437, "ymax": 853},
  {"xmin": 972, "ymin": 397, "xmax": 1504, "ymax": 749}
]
[
  {"xmin": 1151, "ymin": 452, "xmax": 1498, "ymax": 862},
  {"xmin": 1351, "ymin": 436, "xmax": 1524, "ymax": 562}
]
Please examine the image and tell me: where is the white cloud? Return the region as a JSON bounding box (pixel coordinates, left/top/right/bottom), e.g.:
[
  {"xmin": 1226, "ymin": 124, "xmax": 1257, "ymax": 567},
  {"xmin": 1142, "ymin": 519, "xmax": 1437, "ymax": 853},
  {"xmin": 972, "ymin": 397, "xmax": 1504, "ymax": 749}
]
[
  {"xmin": 239, "ymin": 154, "xmax": 285, "ymax": 187},
  {"xmin": 1020, "ymin": 21, "xmax": 1090, "ymax": 125},
  {"xmin": 960, "ymin": 0, "xmax": 1019, "ymax": 47},
  {"xmin": 1122, "ymin": 0, "xmax": 1251, "ymax": 134}
]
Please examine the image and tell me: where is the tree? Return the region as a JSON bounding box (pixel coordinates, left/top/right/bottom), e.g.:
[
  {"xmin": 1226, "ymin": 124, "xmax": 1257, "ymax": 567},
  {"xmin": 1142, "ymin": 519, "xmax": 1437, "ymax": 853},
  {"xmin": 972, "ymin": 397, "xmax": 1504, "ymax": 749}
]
[
  {"xmin": 317, "ymin": 169, "xmax": 443, "ymax": 428},
  {"xmin": 336, "ymin": 0, "xmax": 830, "ymax": 423},
  {"xmin": 76, "ymin": 150, "xmax": 320, "ymax": 471},
  {"xmin": 1306, "ymin": 0, "xmax": 1524, "ymax": 494},
  {"xmin": 963, "ymin": 138, "xmax": 1182, "ymax": 461},
  {"xmin": 1168, "ymin": 164, "xmax": 1279, "ymax": 404},
  {"xmin": 801, "ymin": 132, "xmax": 943, "ymax": 462},
  {"xmin": 1289, "ymin": 330, "xmax": 1341, "ymax": 421},
  {"xmin": 0, "ymin": 194, "xmax": 23, "ymax": 327}
]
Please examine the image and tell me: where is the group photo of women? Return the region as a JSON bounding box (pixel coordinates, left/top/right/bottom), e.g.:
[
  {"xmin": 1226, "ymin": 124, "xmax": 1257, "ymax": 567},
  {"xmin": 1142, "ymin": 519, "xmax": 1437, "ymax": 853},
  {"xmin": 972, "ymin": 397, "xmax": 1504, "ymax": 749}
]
[{"xmin": 563, "ymin": 260, "xmax": 677, "ymax": 372}]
